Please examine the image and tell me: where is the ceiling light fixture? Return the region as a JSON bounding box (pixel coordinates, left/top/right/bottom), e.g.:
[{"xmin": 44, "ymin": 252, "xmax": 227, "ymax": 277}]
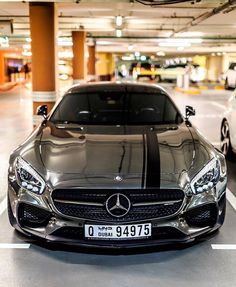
[
  {"xmin": 156, "ymin": 51, "xmax": 166, "ymax": 57},
  {"xmin": 116, "ymin": 29, "xmax": 122, "ymax": 37},
  {"xmin": 116, "ymin": 16, "xmax": 123, "ymax": 27}
]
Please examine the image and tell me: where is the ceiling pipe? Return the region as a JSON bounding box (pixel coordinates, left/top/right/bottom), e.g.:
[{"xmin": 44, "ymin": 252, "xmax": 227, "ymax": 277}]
[
  {"xmin": 173, "ymin": 0, "xmax": 236, "ymax": 35},
  {"xmin": 135, "ymin": 0, "xmax": 192, "ymax": 6}
]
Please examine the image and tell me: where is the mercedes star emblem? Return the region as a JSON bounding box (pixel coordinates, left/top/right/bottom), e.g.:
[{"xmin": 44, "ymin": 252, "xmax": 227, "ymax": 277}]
[{"xmin": 106, "ymin": 193, "xmax": 131, "ymax": 218}]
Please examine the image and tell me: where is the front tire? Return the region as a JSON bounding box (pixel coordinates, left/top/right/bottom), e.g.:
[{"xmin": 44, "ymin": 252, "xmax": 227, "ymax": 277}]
[{"xmin": 220, "ymin": 119, "xmax": 234, "ymax": 159}]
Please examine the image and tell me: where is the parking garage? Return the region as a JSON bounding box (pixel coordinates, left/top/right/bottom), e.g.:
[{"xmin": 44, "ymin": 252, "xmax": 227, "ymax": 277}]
[{"xmin": 1, "ymin": 0, "xmax": 236, "ymax": 286}]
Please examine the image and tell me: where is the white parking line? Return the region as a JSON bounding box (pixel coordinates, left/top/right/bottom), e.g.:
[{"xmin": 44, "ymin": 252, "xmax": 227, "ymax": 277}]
[
  {"xmin": 0, "ymin": 243, "xmax": 30, "ymax": 249},
  {"xmin": 212, "ymin": 244, "xmax": 236, "ymax": 250},
  {"xmin": 226, "ymin": 188, "xmax": 236, "ymax": 211},
  {"xmin": 211, "ymin": 188, "xmax": 236, "ymax": 250},
  {"xmin": 0, "ymin": 196, "xmax": 7, "ymax": 217}
]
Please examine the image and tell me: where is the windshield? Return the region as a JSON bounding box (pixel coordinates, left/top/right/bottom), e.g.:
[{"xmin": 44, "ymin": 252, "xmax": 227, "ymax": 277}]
[{"xmin": 50, "ymin": 91, "xmax": 183, "ymax": 125}]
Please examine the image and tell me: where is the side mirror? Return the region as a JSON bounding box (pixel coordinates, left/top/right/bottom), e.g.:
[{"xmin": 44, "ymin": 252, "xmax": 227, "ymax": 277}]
[
  {"xmin": 185, "ymin": 105, "xmax": 195, "ymax": 119},
  {"xmin": 36, "ymin": 105, "xmax": 48, "ymax": 118}
]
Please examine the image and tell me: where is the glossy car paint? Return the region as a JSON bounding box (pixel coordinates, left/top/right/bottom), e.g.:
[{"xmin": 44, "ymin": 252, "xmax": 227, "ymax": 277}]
[
  {"xmin": 8, "ymin": 82, "xmax": 227, "ymax": 248},
  {"xmin": 221, "ymin": 91, "xmax": 236, "ymax": 154}
]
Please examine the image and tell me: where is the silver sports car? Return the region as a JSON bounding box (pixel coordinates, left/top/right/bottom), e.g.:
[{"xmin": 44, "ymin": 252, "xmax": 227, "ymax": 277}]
[{"xmin": 8, "ymin": 82, "xmax": 227, "ymax": 248}]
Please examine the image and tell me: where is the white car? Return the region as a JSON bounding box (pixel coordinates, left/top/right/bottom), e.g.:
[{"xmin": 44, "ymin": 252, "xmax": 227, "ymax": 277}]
[
  {"xmin": 159, "ymin": 64, "xmax": 205, "ymax": 83},
  {"xmin": 221, "ymin": 93, "xmax": 236, "ymax": 158},
  {"xmin": 225, "ymin": 63, "xmax": 236, "ymax": 90}
]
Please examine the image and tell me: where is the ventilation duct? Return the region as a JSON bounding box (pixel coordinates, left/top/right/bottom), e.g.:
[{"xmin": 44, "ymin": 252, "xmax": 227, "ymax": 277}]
[{"xmin": 135, "ymin": 0, "xmax": 199, "ymax": 6}]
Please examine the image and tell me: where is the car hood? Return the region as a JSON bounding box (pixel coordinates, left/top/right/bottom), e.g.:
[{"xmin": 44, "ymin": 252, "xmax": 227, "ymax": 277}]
[{"xmin": 19, "ymin": 121, "xmax": 211, "ymax": 189}]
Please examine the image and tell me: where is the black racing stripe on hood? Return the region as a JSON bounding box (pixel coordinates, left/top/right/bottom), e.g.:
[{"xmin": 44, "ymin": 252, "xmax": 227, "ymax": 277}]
[
  {"xmin": 141, "ymin": 133, "xmax": 146, "ymax": 189},
  {"xmin": 145, "ymin": 130, "xmax": 161, "ymax": 188}
]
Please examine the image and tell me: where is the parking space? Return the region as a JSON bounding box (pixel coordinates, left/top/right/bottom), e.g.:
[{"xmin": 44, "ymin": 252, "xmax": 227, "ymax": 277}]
[
  {"xmin": 0, "ymin": 85, "xmax": 236, "ymax": 286},
  {"xmin": 2, "ymin": 1, "xmax": 236, "ymax": 286}
]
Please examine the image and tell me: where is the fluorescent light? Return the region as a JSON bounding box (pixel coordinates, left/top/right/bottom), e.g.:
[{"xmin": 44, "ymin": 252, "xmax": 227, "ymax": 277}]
[
  {"xmin": 96, "ymin": 40, "xmax": 113, "ymax": 45},
  {"xmin": 187, "ymin": 38, "xmax": 203, "ymax": 44},
  {"xmin": 156, "ymin": 51, "xmax": 166, "ymax": 57},
  {"xmin": 122, "ymin": 55, "xmax": 135, "ymax": 61},
  {"xmin": 116, "ymin": 16, "xmax": 123, "ymax": 27},
  {"xmin": 116, "ymin": 29, "xmax": 122, "ymax": 37}
]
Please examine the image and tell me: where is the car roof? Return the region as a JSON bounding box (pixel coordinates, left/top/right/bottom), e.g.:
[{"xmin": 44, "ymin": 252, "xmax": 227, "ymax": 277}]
[{"xmin": 66, "ymin": 81, "xmax": 168, "ymax": 95}]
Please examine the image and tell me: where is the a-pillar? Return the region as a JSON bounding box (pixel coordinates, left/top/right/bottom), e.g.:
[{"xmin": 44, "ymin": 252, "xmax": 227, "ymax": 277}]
[
  {"xmin": 29, "ymin": 2, "xmax": 57, "ymax": 125},
  {"xmin": 72, "ymin": 31, "xmax": 86, "ymax": 84},
  {"xmin": 87, "ymin": 43, "xmax": 96, "ymax": 81}
]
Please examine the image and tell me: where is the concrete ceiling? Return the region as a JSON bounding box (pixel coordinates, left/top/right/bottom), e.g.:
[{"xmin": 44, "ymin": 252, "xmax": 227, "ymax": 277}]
[{"xmin": 1, "ymin": 0, "xmax": 236, "ymax": 54}]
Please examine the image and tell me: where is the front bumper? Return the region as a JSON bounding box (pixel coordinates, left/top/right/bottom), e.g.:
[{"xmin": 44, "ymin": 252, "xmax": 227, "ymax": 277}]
[{"xmin": 8, "ymin": 177, "xmax": 227, "ymax": 249}]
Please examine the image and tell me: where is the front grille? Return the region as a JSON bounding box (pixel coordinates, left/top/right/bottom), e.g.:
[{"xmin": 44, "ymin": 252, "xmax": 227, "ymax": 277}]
[
  {"xmin": 51, "ymin": 226, "xmax": 185, "ymax": 242},
  {"xmin": 52, "ymin": 189, "xmax": 184, "ymax": 222},
  {"xmin": 185, "ymin": 203, "xmax": 218, "ymax": 228},
  {"xmin": 18, "ymin": 203, "xmax": 51, "ymax": 228},
  {"xmin": 52, "ymin": 189, "xmax": 184, "ymax": 203}
]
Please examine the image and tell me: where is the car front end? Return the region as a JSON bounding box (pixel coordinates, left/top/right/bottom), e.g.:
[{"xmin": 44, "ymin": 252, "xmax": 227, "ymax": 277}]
[{"xmin": 7, "ymin": 83, "xmax": 227, "ymax": 249}]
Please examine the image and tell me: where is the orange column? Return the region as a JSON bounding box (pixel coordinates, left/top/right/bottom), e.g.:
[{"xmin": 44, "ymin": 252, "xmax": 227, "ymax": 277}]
[
  {"xmin": 72, "ymin": 31, "xmax": 86, "ymax": 84},
  {"xmin": 87, "ymin": 43, "xmax": 96, "ymax": 81},
  {"xmin": 29, "ymin": 2, "xmax": 57, "ymax": 125}
]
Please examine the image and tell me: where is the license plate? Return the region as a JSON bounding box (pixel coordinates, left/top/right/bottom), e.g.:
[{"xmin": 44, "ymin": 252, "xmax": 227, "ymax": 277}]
[{"xmin": 84, "ymin": 223, "xmax": 151, "ymax": 240}]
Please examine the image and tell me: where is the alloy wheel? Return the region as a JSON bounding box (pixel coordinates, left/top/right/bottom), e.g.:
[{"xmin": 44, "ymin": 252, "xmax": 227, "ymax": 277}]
[{"xmin": 221, "ymin": 120, "xmax": 230, "ymax": 156}]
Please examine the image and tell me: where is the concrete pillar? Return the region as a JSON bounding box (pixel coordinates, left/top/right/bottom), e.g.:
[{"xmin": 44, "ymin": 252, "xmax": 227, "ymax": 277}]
[
  {"xmin": 29, "ymin": 2, "xmax": 57, "ymax": 125},
  {"xmin": 97, "ymin": 52, "xmax": 114, "ymax": 81},
  {"xmin": 206, "ymin": 55, "xmax": 223, "ymax": 82},
  {"xmin": 87, "ymin": 44, "xmax": 96, "ymax": 81},
  {"xmin": 72, "ymin": 31, "xmax": 86, "ymax": 84}
]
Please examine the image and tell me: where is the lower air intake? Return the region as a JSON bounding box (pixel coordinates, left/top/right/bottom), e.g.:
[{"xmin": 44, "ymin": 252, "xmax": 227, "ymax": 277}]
[
  {"xmin": 185, "ymin": 203, "xmax": 218, "ymax": 228},
  {"xmin": 18, "ymin": 203, "xmax": 51, "ymax": 228}
]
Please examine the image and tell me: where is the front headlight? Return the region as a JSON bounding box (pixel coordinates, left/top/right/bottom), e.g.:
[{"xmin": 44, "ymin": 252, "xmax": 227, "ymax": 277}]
[
  {"xmin": 15, "ymin": 157, "xmax": 45, "ymax": 194},
  {"xmin": 190, "ymin": 158, "xmax": 221, "ymax": 194}
]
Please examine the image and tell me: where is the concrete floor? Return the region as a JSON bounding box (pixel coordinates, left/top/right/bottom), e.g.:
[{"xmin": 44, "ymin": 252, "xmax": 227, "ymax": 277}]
[{"xmin": 0, "ymin": 84, "xmax": 236, "ymax": 287}]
